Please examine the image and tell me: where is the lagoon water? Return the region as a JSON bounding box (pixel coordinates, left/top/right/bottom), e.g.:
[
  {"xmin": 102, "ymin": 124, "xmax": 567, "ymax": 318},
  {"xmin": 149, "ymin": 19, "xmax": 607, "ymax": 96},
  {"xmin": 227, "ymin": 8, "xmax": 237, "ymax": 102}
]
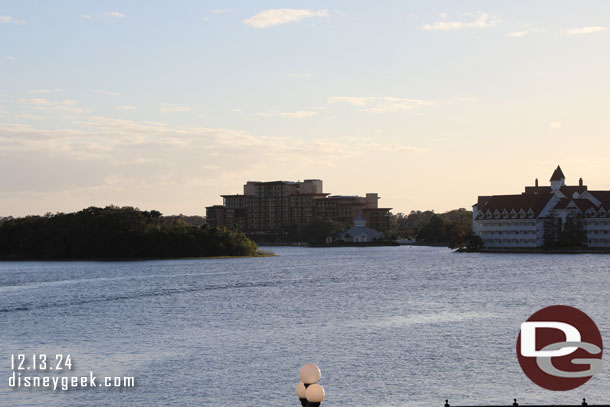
[{"xmin": 0, "ymin": 246, "xmax": 609, "ymax": 406}]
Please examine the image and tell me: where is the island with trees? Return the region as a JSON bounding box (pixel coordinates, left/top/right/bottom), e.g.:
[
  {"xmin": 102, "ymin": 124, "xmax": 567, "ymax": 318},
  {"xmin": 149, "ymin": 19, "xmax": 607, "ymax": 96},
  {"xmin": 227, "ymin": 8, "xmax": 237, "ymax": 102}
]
[{"xmin": 0, "ymin": 206, "xmax": 260, "ymax": 260}]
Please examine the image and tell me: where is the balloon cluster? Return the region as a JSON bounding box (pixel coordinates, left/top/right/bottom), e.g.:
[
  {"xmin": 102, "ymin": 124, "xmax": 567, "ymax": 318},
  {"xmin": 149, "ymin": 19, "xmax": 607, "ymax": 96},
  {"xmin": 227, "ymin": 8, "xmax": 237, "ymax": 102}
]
[{"xmin": 295, "ymin": 364, "xmax": 325, "ymax": 406}]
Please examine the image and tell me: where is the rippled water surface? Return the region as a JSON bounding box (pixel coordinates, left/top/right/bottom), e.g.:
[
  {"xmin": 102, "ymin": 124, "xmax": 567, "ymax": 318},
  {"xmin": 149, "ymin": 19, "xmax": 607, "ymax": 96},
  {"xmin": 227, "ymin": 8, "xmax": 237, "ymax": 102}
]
[{"xmin": 1, "ymin": 246, "xmax": 609, "ymax": 406}]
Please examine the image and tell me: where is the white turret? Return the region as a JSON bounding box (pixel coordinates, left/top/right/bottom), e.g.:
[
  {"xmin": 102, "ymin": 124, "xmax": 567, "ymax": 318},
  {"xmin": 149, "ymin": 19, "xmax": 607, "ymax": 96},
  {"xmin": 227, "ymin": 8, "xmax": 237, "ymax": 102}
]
[{"xmin": 354, "ymin": 211, "xmax": 366, "ymax": 227}]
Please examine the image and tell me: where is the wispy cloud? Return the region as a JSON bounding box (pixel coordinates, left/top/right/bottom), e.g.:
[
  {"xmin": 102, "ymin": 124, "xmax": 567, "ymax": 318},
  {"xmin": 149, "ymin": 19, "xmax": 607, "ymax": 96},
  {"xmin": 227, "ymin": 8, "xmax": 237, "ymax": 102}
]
[
  {"xmin": 104, "ymin": 12, "xmax": 126, "ymax": 19},
  {"xmin": 19, "ymin": 98, "xmax": 91, "ymax": 113},
  {"xmin": 256, "ymin": 110, "xmax": 317, "ymax": 119},
  {"xmin": 565, "ymin": 26, "xmax": 607, "ymax": 35},
  {"xmin": 27, "ymin": 89, "xmax": 63, "ymax": 95},
  {"xmin": 506, "ymin": 30, "xmax": 528, "ymax": 38},
  {"xmin": 94, "ymin": 90, "xmax": 119, "ymax": 96},
  {"xmin": 79, "ymin": 12, "xmax": 126, "ymax": 21},
  {"xmin": 243, "ymin": 9, "xmax": 329, "ymax": 28},
  {"xmin": 329, "ymin": 96, "xmax": 432, "ymax": 113},
  {"xmin": 328, "ymin": 96, "xmax": 370, "ymax": 106},
  {"xmin": 0, "ymin": 118, "xmax": 428, "ymax": 208},
  {"xmin": 160, "ymin": 104, "xmax": 191, "ymax": 113},
  {"xmin": 0, "ymin": 15, "xmax": 26, "ymax": 25},
  {"xmin": 361, "ymin": 98, "xmax": 432, "ymax": 113},
  {"xmin": 19, "ymin": 98, "xmax": 53, "ymax": 106},
  {"xmin": 288, "ymin": 73, "xmax": 314, "ymax": 79},
  {"xmin": 0, "ymin": 119, "xmax": 426, "ymax": 167},
  {"xmin": 14, "ymin": 113, "xmax": 48, "ymax": 120},
  {"xmin": 211, "ymin": 9, "xmax": 238, "ymax": 15},
  {"xmin": 383, "ymin": 145, "xmax": 427, "ymax": 153},
  {"xmin": 115, "ymin": 105, "xmax": 136, "ymax": 111},
  {"xmin": 422, "ymin": 12, "xmax": 499, "ymax": 31},
  {"xmin": 6, "ymin": 56, "xmax": 15, "ymax": 61}
]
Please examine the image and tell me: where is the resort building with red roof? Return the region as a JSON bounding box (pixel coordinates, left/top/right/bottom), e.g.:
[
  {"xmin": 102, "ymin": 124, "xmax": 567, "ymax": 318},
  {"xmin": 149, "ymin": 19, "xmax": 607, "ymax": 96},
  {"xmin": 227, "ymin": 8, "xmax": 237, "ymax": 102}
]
[{"xmin": 473, "ymin": 166, "xmax": 610, "ymax": 248}]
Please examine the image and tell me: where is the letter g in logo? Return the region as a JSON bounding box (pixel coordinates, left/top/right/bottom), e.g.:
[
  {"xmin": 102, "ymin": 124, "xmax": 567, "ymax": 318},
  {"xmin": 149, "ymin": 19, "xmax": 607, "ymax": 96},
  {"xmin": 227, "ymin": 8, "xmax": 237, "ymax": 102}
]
[{"xmin": 516, "ymin": 306, "xmax": 603, "ymax": 391}]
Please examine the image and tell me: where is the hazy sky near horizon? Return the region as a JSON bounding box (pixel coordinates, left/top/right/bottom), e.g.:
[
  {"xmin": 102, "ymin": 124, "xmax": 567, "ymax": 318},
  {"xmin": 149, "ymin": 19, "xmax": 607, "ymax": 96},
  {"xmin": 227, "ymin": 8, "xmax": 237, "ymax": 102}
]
[{"xmin": 2, "ymin": 1, "xmax": 610, "ymax": 217}]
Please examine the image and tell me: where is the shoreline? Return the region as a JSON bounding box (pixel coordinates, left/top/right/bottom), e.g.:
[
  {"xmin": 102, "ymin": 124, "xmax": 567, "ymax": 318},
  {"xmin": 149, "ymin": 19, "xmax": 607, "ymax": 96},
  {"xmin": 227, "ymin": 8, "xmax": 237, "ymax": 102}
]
[
  {"xmin": 469, "ymin": 248, "xmax": 610, "ymax": 254},
  {"xmin": 258, "ymin": 242, "xmax": 446, "ymax": 247},
  {"xmin": 0, "ymin": 253, "xmax": 277, "ymax": 262}
]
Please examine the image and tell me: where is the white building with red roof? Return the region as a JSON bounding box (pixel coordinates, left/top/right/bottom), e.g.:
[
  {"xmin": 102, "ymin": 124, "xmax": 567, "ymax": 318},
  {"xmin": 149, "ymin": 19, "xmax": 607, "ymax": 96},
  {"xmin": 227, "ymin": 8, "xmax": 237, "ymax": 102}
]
[{"xmin": 473, "ymin": 166, "xmax": 610, "ymax": 248}]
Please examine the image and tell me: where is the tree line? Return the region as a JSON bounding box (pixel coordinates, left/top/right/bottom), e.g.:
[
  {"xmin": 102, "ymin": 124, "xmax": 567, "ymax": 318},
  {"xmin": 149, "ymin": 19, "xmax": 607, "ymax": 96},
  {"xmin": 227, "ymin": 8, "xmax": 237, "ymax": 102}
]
[
  {"xmin": 0, "ymin": 206, "xmax": 258, "ymax": 260},
  {"xmin": 388, "ymin": 208, "xmax": 482, "ymax": 250},
  {"xmin": 295, "ymin": 208, "xmax": 482, "ymax": 250}
]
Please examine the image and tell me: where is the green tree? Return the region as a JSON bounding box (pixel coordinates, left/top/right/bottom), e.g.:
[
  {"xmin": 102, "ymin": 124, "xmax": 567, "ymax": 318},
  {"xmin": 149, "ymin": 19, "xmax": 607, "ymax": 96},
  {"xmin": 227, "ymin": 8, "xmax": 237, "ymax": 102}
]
[
  {"xmin": 301, "ymin": 218, "xmax": 347, "ymax": 244},
  {"xmin": 543, "ymin": 217, "xmax": 585, "ymax": 248},
  {"xmin": 0, "ymin": 206, "xmax": 258, "ymax": 260},
  {"xmin": 449, "ymin": 232, "xmax": 484, "ymax": 251},
  {"xmin": 388, "ymin": 208, "xmax": 473, "ymax": 245}
]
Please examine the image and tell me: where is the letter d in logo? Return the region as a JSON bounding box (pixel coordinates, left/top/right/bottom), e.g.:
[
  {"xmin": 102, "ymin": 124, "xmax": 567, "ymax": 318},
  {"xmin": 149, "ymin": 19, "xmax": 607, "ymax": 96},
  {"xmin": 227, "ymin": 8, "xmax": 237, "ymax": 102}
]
[
  {"xmin": 520, "ymin": 322, "xmax": 581, "ymax": 357},
  {"xmin": 516, "ymin": 305, "xmax": 603, "ymax": 391}
]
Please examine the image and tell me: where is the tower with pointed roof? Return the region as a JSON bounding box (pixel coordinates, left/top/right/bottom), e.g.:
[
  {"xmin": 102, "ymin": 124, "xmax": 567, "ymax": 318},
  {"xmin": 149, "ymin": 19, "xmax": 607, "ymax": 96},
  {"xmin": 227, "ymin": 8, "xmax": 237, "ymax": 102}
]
[
  {"xmin": 550, "ymin": 165, "xmax": 566, "ymax": 191},
  {"xmin": 472, "ymin": 166, "xmax": 610, "ymax": 249},
  {"xmin": 338, "ymin": 210, "xmax": 384, "ymax": 243},
  {"xmin": 354, "ymin": 211, "xmax": 367, "ymax": 227}
]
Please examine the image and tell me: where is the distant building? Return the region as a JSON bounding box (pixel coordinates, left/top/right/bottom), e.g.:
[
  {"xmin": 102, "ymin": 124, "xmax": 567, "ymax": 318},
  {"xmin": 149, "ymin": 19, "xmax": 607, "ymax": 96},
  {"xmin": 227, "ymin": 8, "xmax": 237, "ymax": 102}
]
[
  {"xmin": 473, "ymin": 166, "xmax": 610, "ymax": 248},
  {"xmin": 338, "ymin": 211, "xmax": 384, "ymax": 242},
  {"xmin": 206, "ymin": 179, "xmax": 391, "ymax": 240}
]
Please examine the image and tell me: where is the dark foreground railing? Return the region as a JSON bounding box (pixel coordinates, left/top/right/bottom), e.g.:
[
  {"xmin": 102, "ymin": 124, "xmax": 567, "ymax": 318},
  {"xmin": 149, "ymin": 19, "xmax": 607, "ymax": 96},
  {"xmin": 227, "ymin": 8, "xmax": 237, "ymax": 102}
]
[{"xmin": 445, "ymin": 399, "xmax": 610, "ymax": 407}]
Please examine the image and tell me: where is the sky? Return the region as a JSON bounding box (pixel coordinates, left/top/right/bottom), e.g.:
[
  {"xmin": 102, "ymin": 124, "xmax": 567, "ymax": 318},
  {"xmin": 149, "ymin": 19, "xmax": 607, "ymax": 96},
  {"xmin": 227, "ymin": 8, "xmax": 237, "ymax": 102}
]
[{"xmin": 1, "ymin": 1, "xmax": 610, "ymax": 217}]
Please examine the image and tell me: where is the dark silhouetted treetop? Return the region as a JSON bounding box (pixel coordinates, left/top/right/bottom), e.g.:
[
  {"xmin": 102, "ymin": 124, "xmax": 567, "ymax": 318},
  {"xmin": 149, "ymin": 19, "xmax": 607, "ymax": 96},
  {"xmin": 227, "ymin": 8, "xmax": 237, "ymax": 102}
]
[{"xmin": 0, "ymin": 206, "xmax": 258, "ymax": 260}]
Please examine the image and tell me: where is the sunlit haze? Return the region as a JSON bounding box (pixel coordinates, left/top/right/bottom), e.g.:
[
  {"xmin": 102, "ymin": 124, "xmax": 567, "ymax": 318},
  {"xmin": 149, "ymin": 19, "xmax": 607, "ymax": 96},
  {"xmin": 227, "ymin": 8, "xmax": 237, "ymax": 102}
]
[{"xmin": 2, "ymin": 1, "xmax": 610, "ymax": 216}]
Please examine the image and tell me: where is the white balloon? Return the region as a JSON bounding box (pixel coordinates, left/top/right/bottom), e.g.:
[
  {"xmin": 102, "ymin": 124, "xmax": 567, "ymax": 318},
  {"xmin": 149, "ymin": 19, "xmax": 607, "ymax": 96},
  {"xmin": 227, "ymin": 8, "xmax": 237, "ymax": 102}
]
[
  {"xmin": 296, "ymin": 381, "xmax": 306, "ymax": 398},
  {"xmin": 305, "ymin": 383, "xmax": 325, "ymax": 402},
  {"xmin": 299, "ymin": 363, "xmax": 321, "ymax": 384}
]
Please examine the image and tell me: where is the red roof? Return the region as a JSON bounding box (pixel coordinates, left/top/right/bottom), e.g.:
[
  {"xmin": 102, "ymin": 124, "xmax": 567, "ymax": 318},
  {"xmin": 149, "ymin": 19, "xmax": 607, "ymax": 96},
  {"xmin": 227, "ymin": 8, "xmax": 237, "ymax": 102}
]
[
  {"xmin": 559, "ymin": 185, "xmax": 588, "ymax": 197},
  {"xmin": 589, "ymin": 191, "xmax": 610, "ymax": 208},
  {"xmin": 553, "ymin": 199, "xmax": 570, "ymax": 210},
  {"xmin": 477, "ymin": 194, "xmax": 552, "ymax": 216},
  {"xmin": 523, "ymin": 185, "xmax": 587, "ymax": 197},
  {"xmin": 476, "ymin": 172, "xmax": 610, "ymax": 217},
  {"xmin": 572, "ymin": 199, "xmax": 597, "ymax": 211},
  {"xmin": 553, "ymin": 198, "xmax": 599, "ymax": 212}
]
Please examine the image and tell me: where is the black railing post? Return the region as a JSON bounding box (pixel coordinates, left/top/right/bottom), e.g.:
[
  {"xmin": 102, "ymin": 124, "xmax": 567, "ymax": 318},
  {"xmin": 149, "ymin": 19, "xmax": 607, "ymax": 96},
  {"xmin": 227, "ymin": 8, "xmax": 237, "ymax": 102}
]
[{"xmin": 439, "ymin": 398, "xmax": 610, "ymax": 407}]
